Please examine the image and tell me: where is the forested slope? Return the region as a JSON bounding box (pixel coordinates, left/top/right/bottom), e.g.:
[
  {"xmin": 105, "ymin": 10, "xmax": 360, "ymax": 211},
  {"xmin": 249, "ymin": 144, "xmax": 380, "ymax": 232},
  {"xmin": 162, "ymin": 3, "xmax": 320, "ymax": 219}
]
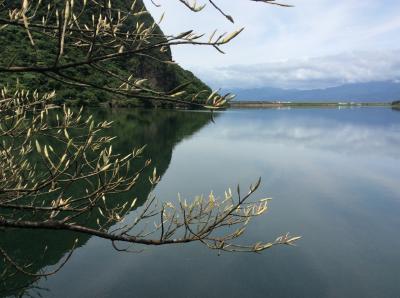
[{"xmin": 0, "ymin": 0, "xmax": 210, "ymax": 106}]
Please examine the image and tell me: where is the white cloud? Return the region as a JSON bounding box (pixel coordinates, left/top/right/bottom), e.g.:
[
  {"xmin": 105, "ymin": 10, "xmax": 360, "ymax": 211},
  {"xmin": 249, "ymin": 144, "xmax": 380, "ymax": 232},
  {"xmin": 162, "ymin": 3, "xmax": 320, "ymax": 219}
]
[
  {"xmin": 144, "ymin": 0, "xmax": 400, "ymax": 89},
  {"xmin": 193, "ymin": 50, "xmax": 400, "ymax": 89}
]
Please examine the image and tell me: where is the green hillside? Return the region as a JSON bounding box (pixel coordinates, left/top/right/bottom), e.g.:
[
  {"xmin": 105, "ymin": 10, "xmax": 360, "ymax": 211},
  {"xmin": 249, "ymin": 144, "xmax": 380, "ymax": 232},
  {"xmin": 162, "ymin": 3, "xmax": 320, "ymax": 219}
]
[{"xmin": 0, "ymin": 0, "xmax": 210, "ymax": 106}]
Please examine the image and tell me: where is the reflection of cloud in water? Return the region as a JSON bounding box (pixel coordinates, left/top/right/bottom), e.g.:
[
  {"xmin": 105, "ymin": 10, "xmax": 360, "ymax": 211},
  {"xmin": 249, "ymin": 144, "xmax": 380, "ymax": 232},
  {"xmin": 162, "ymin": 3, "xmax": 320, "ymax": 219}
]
[{"xmin": 216, "ymin": 117, "xmax": 400, "ymax": 158}]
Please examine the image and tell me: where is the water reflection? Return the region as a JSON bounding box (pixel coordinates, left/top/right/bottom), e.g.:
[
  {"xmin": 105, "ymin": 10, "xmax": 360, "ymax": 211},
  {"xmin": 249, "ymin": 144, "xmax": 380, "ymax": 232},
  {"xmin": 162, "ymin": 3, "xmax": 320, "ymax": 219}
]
[
  {"xmin": 148, "ymin": 108, "xmax": 400, "ymax": 298},
  {"xmin": 152, "ymin": 108, "xmax": 400, "ymax": 298},
  {"xmin": 0, "ymin": 109, "xmax": 213, "ymax": 297},
  {"xmin": 216, "ymin": 108, "xmax": 400, "ymax": 158},
  {"xmin": 4, "ymin": 107, "xmax": 400, "ymax": 298}
]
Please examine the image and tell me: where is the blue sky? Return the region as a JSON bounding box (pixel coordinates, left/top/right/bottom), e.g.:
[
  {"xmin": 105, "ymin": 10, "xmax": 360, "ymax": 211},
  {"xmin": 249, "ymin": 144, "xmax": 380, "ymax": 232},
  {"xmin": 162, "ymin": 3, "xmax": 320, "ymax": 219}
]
[{"xmin": 144, "ymin": 0, "xmax": 400, "ymax": 89}]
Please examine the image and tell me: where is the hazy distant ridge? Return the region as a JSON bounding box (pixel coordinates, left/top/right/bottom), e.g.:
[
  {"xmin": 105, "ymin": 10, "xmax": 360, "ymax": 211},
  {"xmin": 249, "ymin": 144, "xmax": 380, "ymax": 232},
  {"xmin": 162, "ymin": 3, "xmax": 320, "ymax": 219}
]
[{"xmin": 229, "ymin": 81, "xmax": 400, "ymax": 102}]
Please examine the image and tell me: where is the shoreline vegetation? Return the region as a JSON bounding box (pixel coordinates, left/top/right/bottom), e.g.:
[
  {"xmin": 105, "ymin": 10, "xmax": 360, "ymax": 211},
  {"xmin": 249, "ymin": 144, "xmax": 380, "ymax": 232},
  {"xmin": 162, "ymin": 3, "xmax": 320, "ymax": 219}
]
[
  {"xmin": 228, "ymin": 101, "xmax": 396, "ymax": 109},
  {"xmin": 392, "ymin": 101, "xmax": 400, "ymax": 110},
  {"xmin": 87, "ymin": 100, "xmax": 400, "ymax": 110}
]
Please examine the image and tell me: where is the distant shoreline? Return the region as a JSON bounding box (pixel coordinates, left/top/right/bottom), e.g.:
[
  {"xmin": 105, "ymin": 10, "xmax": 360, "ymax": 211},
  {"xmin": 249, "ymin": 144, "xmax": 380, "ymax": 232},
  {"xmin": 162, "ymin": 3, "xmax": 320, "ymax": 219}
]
[{"xmin": 228, "ymin": 101, "xmax": 392, "ymax": 109}]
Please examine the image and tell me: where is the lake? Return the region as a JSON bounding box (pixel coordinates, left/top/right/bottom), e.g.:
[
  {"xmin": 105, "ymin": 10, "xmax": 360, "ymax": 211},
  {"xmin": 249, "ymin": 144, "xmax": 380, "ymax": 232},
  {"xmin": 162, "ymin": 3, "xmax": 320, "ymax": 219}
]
[{"xmin": 3, "ymin": 107, "xmax": 400, "ymax": 297}]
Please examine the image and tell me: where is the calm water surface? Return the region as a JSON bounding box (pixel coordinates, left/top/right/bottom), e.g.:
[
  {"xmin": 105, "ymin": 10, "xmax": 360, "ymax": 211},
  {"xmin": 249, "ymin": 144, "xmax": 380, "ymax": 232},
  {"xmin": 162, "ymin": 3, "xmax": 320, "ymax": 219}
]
[{"xmin": 13, "ymin": 108, "xmax": 400, "ymax": 297}]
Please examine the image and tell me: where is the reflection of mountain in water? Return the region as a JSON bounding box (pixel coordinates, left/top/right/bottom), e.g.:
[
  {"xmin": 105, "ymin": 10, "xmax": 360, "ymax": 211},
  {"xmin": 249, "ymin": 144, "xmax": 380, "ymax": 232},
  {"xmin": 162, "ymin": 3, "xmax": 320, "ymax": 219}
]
[{"xmin": 0, "ymin": 109, "xmax": 213, "ymax": 297}]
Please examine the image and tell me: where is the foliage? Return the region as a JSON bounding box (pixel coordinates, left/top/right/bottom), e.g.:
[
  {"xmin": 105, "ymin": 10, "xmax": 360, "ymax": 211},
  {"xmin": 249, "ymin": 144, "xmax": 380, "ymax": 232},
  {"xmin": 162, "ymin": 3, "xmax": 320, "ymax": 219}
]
[
  {"xmin": 0, "ymin": 89, "xmax": 299, "ymax": 287},
  {"xmin": 0, "ymin": 0, "xmax": 210, "ymax": 106},
  {"xmin": 0, "ymin": 0, "xmax": 298, "ymax": 294},
  {"xmin": 0, "ymin": 107, "xmax": 214, "ymax": 296}
]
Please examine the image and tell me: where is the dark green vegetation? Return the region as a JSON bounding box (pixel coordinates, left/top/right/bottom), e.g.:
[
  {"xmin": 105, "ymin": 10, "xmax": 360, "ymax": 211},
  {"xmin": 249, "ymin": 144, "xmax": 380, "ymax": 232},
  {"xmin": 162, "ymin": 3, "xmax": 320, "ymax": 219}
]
[
  {"xmin": 0, "ymin": 108, "xmax": 214, "ymax": 297},
  {"xmin": 0, "ymin": 0, "xmax": 210, "ymax": 106},
  {"xmin": 393, "ymin": 100, "xmax": 400, "ymax": 110}
]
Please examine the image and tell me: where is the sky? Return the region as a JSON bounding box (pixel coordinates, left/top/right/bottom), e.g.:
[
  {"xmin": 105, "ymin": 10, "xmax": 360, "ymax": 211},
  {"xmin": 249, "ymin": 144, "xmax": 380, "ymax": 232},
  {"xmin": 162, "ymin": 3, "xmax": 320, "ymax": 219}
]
[{"xmin": 144, "ymin": 0, "xmax": 400, "ymax": 90}]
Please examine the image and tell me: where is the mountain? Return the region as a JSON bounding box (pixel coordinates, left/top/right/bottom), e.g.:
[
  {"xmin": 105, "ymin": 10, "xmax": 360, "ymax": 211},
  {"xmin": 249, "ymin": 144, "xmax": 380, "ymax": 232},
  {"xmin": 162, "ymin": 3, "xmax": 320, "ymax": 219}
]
[
  {"xmin": 0, "ymin": 0, "xmax": 210, "ymax": 106},
  {"xmin": 228, "ymin": 81, "xmax": 400, "ymax": 102}
]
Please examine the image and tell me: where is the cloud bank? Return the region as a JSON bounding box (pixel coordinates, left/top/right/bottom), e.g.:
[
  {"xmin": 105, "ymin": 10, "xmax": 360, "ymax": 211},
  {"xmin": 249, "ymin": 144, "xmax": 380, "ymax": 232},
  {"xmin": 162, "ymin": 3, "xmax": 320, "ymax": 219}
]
[
  {"xmin": 144, "ymin": 0, "xmax": 400, "ymax": 89},
  {"xmin": 193, "ymin": 50, "xmax": 400, "ymax": 89}
]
